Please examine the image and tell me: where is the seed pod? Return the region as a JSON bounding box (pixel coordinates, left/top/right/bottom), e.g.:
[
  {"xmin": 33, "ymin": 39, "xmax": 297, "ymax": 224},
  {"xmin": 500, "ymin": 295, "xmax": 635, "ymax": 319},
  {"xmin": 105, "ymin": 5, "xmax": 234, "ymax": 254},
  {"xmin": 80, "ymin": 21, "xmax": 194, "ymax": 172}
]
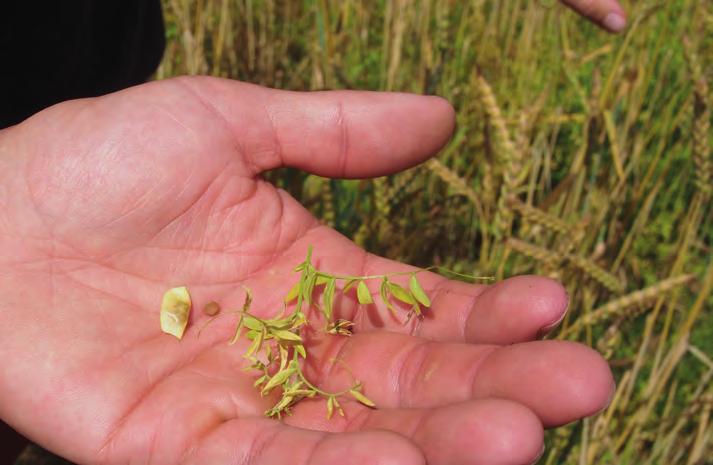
[
  {"xmin": 160, "ymin": 286, "xmax": 192, "ymax": 340},
  {"xmin": 203, "ymin": 301, "xmax": 221, "ymax": 316}
]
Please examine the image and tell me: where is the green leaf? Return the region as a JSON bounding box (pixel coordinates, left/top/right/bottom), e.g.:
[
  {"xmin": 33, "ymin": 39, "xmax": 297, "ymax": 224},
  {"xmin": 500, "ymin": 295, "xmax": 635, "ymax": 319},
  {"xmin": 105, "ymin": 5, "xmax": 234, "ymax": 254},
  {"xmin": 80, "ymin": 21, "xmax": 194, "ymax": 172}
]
[
  {"xmin": 228, "ymin": 314, "xmax": 245, "ymax": 345},
  {"xmin": 350, "ymin": 389, "xmax": 376, "ymax": 407},
  {"xmin": 245, "ymin": 330, "xmax": 264, "ymax": 357},
  {"xmin": 246, "ymin": 359, "xmax": 265, "ymax": 371},
  {"xmin": 342, "ymin": 278, "xmax": 360, "ymax": 293},
  {"xmin": 284, "ymin": 282, "xmax": 301, "ymax": 303},
  {"xmin": 262, "ymin": 366, "xmax": 296, "ymax": 393},
  {"xmin": 333, "ymin": 397, "xmax": 344, "ymax": 417},
  {"xmin": 380, "ymin": 279, "xmax": 397, "ymax": 315},
  {"xmin": 279, "ymin": 345, "xmax": 289, "ymax": 371},
  {"xmin": 290, "ymin": 311, "xmax": 307, "ymax": 330},
  {"xmin": 228, "ymin": 289, "xmax": 252, "ymax": 345},
  {"xmin": 323, "ymin": 277, "xmax": 336, "ymax": 321},
  {"xmin": 244, "ymin": 329, "xmax": 261, "ymax": 339},
  {"xmin": 286, "ymin": 389, "xmax": 315, "ymax": 397},
  {"xmin": 242, "ymin": 316, "xmax": 263, "ymax": 331},
  {"xmin": 409, "ymin": 274, "xmax": 431, "ymax": 307},
  {"xmin": 263, "ymin": 316, "xmax": 292, "ymax": 330},
  {"xmin": 316, "ymin": 275, "xmax": 331, "ymax": 285},
  {"xmin": 284, "ymin": 380, "xmax": 304, "ymax": 393},
  {"xmin": 242, "ymin": 287, "xmax": 253, "ymax": 312},
  {"xmin": 357, "ymin": 280, "xmax": 373, "ymax": 304},
  {"xmin": 387, "ymin": 282, "xmax": 416, "ymax": 305},
  {"xmin": 273, "ymin": 394, "xmax": 295, "ymax": 412},
  {"xmin": 295, "ymin": 344, "xmax": 307, "ymax": 358},
  {"xmin": 326, "ymin": 396, "xmax": 335, "ymax": 419},
  {"xmin": 411, "ymin": 303, "xmax": 422, "ymax": 317},
  {"xmin": 303, "ymin": 270, "xmax": 318, "ymax": 304},
  {"xmin": 273, "ymin": 329, "xmax": 303, "ymax": 343}
]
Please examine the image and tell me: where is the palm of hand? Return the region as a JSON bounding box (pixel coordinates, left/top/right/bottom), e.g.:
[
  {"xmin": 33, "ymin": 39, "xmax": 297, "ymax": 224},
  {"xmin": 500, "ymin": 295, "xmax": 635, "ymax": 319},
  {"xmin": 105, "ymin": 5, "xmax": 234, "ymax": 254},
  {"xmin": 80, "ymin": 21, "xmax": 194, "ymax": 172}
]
[{"xmin": 0, "ymin": 77, "xmax": 613, "ymax": 465}]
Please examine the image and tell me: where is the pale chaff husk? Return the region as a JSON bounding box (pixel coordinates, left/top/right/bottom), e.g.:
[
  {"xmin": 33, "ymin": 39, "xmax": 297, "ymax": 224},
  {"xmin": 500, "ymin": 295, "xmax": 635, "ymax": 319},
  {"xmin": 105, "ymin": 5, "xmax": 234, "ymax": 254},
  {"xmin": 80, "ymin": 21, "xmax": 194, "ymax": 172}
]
[{"xmin": 160, "ymin": 286, "xmax": 192, "ymax": 339}]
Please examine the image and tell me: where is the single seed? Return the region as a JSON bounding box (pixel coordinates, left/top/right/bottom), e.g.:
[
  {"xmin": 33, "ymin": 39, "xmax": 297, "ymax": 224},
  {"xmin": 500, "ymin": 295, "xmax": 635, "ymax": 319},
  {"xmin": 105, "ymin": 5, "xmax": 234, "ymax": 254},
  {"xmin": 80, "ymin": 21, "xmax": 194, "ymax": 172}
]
[{"xmin": 203, "ymin": 301, "xmax": 221, "ymax": 316}]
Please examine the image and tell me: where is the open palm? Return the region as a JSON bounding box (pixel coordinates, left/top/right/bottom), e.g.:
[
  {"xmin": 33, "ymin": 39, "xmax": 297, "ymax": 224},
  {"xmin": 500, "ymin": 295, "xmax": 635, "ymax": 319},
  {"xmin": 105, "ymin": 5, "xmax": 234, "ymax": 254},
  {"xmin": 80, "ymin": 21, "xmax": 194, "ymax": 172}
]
[{"xmin": 0, "ymin": 77, "xmax": 613, "ymax": 465}]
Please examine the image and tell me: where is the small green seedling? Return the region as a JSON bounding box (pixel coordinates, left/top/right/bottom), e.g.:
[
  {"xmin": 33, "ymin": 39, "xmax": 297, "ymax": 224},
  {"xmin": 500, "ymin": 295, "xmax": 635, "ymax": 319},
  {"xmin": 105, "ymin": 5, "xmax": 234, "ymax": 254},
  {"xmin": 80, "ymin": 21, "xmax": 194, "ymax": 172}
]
[{"xmin": 165, "ymin": 246, "xmax": 490, "ymax": 419}]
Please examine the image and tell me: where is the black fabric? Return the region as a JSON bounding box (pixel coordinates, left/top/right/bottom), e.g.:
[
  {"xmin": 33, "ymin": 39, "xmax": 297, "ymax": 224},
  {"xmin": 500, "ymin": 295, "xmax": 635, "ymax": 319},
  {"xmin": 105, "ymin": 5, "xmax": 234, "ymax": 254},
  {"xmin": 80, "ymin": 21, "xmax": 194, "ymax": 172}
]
[
  {"xmin": 0, "ymin": 1, "xmax": 165, "ymax": 128},
  {"xmin": 0, "ymin": 420, "xmax": 26, "ymax": 464}
]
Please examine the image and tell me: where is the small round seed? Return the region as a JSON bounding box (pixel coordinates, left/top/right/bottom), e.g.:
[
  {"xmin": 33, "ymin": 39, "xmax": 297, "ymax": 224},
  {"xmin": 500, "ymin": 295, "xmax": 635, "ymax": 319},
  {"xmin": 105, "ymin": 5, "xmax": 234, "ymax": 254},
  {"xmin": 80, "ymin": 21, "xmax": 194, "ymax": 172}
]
[{"xmin": 203, "ymin": 301, "xmax": 221, "ymax": 316}]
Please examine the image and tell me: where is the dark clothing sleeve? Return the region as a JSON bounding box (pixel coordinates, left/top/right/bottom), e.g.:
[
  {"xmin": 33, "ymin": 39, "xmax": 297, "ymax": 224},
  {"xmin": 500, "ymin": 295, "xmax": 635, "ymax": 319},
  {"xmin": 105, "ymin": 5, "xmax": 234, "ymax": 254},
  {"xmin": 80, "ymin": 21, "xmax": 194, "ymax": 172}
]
[{"xmin": 0, "ymin": 1, "xmax": 165, "ymax": 128}]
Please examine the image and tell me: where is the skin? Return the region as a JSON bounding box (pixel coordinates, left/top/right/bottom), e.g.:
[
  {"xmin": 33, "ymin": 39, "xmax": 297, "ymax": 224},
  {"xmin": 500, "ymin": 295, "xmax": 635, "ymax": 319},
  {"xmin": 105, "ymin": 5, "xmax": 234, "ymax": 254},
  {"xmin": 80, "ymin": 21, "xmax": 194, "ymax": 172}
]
[
  {"xmin": 0, "ymin": 77, "xmax": 615, "ymax": 465},
  {"xmin": 561, "ymin": 0, "xmax": 628, "ymax": 32}
]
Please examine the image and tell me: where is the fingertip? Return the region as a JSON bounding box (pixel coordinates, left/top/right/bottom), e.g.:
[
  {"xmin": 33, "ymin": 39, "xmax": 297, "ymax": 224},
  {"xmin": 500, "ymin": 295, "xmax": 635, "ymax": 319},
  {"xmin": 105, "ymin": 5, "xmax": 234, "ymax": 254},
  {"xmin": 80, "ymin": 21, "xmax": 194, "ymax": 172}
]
[
  {"xmin": 476, "ymin": 340, "xmax": 616, "ymax": 426},
  {"xmin": 464, "ymin": 401, "xmax": 544, "ymax": 465},
  {"xmin": 536, "ymin": 278, "xmax": 569, "ymax": 337},
  {"xmin": 561, "ymin": 0, "xmax": 627, "ymax": 33},
  {"xmin": 378, "ymin": 93, "xmax": 457, "ymax": 173},
  {"xmin": 569, "ymin": 343, "xmax": 617, "ymax": 417},
  {"xmin": 602, "ymin": 12, "xmax": 627, "ymax": 33},
  {"xmin": 466, "ymin": 275, "xmax": 569, "ymax": 344},
  {"xmin": 424, "ymin": 94, "xmax": 457, "ymax": 148},
  {"xmin": 419, "ymin": 400, "xmax": 544, "ymax": 465},
  {"xmin": 550, "ymin": 341, "xmax": 616, "ymax": 419}
]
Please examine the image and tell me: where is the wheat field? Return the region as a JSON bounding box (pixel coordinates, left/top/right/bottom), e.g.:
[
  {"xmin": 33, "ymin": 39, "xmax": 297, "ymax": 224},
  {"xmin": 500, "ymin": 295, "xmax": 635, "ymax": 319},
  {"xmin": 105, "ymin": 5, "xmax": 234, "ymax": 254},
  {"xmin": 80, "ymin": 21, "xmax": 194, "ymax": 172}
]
[{"xmin": 155, "ymin": 1, "xmax": 712, "ymax": 463}]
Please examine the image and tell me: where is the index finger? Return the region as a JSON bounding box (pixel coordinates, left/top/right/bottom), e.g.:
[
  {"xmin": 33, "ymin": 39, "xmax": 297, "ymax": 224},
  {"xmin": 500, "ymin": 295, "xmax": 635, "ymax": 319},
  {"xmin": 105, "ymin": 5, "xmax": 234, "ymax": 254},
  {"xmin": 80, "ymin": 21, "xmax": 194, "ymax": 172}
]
[
  {"xmin": 334, "ymin": 251, "xmax": 569, "ymax": 345},
  {"xmin": 560, "ymin": 0, "xmax": 627, "ymax": 33}
]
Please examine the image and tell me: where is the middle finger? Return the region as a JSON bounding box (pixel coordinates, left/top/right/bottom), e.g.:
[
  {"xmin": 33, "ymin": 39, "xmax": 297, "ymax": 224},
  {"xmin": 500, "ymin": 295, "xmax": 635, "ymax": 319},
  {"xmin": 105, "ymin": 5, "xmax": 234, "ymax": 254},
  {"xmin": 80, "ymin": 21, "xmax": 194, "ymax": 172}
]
[{"xmin": 303, "ymin": 332, "xmax": 614, "ymax": 427}]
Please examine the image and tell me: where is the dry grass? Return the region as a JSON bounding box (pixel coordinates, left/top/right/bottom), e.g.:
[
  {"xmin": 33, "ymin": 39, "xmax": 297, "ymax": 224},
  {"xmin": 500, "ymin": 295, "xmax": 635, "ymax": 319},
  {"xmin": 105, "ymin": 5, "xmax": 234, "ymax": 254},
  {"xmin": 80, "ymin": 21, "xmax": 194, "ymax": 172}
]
[{"xmin": 157, "ymin": 1, "xmax": 712, "ymax": 463}]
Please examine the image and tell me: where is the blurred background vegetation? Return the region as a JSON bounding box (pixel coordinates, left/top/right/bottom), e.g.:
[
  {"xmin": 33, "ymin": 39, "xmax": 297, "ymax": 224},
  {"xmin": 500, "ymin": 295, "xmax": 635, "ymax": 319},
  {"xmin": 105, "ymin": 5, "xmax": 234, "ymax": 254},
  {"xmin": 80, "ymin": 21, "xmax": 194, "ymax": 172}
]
[{"xmin": 155, "ymin": 0, "xmax": 712, "ymax": 463}]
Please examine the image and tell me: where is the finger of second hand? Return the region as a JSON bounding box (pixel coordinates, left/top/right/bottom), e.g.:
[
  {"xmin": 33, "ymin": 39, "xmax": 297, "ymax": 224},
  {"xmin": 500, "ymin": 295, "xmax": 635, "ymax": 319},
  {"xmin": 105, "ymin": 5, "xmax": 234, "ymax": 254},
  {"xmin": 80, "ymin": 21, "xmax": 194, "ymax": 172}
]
[{"xmin": 559, "ymin": 0, "xmax": 627, "ymax": 33}]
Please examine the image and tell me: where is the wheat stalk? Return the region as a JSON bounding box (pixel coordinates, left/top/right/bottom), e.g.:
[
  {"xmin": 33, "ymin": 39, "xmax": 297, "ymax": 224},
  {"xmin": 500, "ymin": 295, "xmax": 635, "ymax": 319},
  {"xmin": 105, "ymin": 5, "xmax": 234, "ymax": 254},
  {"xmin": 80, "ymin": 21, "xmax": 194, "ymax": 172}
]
[
  {"xmin": 507, "ymin": 235, "xmax": 623, "ymax": 292},
  {"xmin": 595, "ymin": 323, "xmax": 622, "ymax": 360},
  {"xmin": 566, "ymin": 254, "xmax": 624, "ymax": 293},
  {"xmin": 385, "ymin": 167, "xmax": 421, "ymax": 211},
  {"xmin": 505, "ymin": 237, "xmax": 565, "ymax": 268},
  {"xmin": 320, "ymin": 178, "xmax": 335, "ymax": 227},
  {"xmin": 562, "ymin": 274, "xmax": 695, "ymax": 336},
  {"xmin": 476, "ymin": 71, "xmax": 523, "ymax": 238},
  {"xmin": 684, "ymin": 37, "xmax": 711, "ymax": 198},
  {"xmin": 507, "ymin": 196, "xmax": 571, "ymax": 235},
  {"xmin": 427, "ymin": 159, "xmax": 486, "ymax": 218}
]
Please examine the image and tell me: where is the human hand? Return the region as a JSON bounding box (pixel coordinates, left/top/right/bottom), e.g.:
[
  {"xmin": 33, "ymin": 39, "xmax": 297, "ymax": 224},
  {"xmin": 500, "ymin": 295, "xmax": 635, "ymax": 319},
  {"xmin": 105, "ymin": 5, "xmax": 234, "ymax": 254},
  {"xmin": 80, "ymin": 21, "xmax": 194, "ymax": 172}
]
[
  {"xmin": 0, "ymin": 77, "xmax": 614, "ymax": 465},
  {"xmin": 561, "ymin": 0, "xmax": 628, "ymax": 32}
]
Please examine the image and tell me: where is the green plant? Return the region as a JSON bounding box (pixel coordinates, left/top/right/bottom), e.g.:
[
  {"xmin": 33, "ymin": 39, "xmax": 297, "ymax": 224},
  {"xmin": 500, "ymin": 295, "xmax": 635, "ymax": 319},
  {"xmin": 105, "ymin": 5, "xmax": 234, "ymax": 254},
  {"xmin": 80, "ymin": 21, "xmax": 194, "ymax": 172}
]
[{"xmin": 197, "ymin": 246, "xmax": 486, "ymax": 419}]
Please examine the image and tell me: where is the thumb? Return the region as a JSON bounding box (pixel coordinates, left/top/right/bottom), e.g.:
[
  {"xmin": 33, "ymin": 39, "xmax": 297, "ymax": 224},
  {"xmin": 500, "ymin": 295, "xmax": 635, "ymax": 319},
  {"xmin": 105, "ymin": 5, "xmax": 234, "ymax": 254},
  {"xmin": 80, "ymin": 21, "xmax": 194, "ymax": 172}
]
[{"xmin": 175, "ymin": 76, "xmax": 455, "ymax": 178}]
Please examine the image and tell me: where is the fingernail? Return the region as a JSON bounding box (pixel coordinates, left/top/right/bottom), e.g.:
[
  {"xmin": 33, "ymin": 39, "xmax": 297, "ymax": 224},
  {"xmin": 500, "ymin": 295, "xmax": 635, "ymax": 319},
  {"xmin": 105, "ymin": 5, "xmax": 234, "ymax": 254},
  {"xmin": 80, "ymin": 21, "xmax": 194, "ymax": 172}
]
[
  {"xmin": 537, "ymin": 313, "xmax": 566, "ymax": 339},
  {"xmin": 595, "ymin": 379, "xmax": 618, "ymax": 416},
  {"xmin": 537, "ymin": 292, "xmax": 569, "ymax": 339},
  {"xmin": 603, "ymin": 13, "xmax": 626, "ymax": 32},
  {"xmin": 607, "ymin": 378, "xmax": 617, "ymax": 406}
]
